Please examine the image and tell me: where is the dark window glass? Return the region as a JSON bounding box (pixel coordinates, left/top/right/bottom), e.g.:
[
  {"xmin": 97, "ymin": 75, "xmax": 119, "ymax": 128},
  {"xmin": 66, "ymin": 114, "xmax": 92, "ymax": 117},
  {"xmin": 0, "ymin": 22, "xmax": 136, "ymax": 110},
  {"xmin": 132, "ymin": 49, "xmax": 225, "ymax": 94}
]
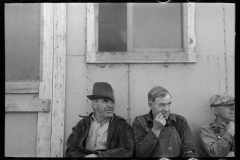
[{"xmin": 98, "ymin": 3, "xmax": 127, "ymax": 52}]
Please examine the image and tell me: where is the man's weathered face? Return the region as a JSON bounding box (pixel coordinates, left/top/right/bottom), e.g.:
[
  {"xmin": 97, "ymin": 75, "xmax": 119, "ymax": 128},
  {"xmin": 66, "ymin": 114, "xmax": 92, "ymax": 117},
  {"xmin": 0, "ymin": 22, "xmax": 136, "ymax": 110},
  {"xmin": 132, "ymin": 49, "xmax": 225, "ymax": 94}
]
[
  {"xmin": 149, "ymin": 94, "xmax": 172, "ymax": 119},
  {"xmin": 93, "ymin": 99, "xmax": 115, "ymax": 119},
  {"xmin": 214, "ymin": 104, "xmax": 235, "ymax": 122}
]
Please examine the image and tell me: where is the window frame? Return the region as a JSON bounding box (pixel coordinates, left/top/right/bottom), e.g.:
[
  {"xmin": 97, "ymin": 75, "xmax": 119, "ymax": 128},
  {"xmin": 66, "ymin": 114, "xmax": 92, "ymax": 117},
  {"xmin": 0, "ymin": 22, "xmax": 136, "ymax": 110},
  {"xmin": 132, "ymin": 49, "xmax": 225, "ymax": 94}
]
[{"xmin": 86, "ymin": 3, "xmax": 196, "ymax": 63}]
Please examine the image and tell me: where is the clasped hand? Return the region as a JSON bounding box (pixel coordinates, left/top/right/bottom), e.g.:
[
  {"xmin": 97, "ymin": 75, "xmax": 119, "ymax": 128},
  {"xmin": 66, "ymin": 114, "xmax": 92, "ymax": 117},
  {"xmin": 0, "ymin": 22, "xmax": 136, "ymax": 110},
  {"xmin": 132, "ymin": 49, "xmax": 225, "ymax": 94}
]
[{"xmin": 152, "ymin": 112, "xmax": 166, "ymax": 136}]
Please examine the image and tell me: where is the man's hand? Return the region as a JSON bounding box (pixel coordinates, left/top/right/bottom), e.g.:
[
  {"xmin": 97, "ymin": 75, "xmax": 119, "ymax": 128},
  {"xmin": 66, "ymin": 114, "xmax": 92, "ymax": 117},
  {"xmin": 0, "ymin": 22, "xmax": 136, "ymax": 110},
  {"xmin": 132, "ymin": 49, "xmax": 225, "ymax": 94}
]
[
  {"xmin": 226, "ymin": 151, "xmax": 235, "ymax": 157},
  {"xmin": 85, "ymin": 154, "xmax": 99, "ymax": 157},
  {"xmin": 152, "ymin": 112, "xmax": 166, "ymax": 137},
  {"xmin": 225, "ymin": 121, "xmax": 235, "ymax": 137}
]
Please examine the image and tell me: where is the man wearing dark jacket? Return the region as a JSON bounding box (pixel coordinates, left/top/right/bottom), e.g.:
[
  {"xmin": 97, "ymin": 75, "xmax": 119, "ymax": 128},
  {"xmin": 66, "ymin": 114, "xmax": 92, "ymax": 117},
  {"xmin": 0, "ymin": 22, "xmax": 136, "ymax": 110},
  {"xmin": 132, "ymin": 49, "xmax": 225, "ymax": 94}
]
[{"xmin": 65, "ymin": 82, "xmax": 134, "ymax": 157}]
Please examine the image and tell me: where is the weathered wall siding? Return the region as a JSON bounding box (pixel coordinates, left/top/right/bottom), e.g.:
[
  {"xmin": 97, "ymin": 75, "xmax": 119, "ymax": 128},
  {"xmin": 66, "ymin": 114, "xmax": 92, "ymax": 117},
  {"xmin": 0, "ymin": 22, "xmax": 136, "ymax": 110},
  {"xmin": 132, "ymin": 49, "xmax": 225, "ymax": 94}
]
[
  {"xmin": 64, "ymin": 3, "xmax": 88, "ymax": 156},
  {"xmin": 64, "ymin": 55, "xmax": 88, "ymax": 155},
  {"xmin": 195, "ymin": 4, "xmax": 225, "ymax": 56},
  {"xmin": 64, "ymin": 3, "xmax": 234, "ymax": 157},
  {"xmin": 50, "ymin": 3, "xmax": 67, "ymax": 157},
  {"xmin": 5, "ymin": 113, "xmax": 38, "ymax": 157},
  {"xmin": 37, "ymin": 3, "xmax": 54, "ymax": 157},
  {"xmin": 224, "ymin": 4, "xmax": 235, "ymax": 96},
  {"xmin": 224, "ymin": 4, "xmax": 235, "ymax": 57},
  {"xmin": 226, "ymin": 56, "xmax": 235, "ymax": 95},
  {"xmin": 67, "ymin": 3, "xmax": 86, "ymax": 56}
]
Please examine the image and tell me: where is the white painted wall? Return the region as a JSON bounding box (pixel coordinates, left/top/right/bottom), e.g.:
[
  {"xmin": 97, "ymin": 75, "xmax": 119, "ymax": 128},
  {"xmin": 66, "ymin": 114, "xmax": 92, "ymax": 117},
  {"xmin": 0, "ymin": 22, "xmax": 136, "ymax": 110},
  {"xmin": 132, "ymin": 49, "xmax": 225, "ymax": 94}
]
[{"xmin": 64, "ymin": 3, "xmax": 235, "ymax": 157}]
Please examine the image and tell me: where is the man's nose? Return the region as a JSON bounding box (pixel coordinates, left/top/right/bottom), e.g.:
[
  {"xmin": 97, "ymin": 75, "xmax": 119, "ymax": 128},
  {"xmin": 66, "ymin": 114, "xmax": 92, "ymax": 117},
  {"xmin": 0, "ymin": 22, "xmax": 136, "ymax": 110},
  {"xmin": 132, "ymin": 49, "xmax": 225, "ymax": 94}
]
[
  {"xmin": 107, "ymin": 102, "xmax": 114, "ymax": 107},
  {"xmin": 230, "ymin": 106, "xmax": 235, "ymax": 110},
  {"xmin": 229, "ymin": 104, "xmax": 235, "ymax": 110},
  {"xmin": 163, "ymin": 105, "xmax": 169, "ymax": 111}
]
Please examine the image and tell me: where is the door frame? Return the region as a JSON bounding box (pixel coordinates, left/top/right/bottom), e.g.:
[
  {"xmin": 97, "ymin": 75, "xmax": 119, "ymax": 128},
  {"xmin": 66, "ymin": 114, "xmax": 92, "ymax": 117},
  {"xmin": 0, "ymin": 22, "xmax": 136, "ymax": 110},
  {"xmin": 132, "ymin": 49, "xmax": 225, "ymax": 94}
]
[{"xmin": 5, "ymin": 3, "xmax": 67, "ymax": 157}]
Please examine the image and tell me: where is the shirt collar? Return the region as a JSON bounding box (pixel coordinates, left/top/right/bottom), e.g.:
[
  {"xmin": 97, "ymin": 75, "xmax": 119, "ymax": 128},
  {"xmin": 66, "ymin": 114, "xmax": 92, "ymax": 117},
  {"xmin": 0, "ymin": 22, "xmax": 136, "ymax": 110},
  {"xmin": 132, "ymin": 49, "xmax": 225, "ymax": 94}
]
[
  {"xmin": 211, "ymin": 119, "xmax": 226, "ymax": 129},
  {"xmin": 146, "ymin": 110, "xmax": 176, "ymax": 124},
  {"xmin": 90, "ymin": 113, "xmax": 114, "ymax": 124}
]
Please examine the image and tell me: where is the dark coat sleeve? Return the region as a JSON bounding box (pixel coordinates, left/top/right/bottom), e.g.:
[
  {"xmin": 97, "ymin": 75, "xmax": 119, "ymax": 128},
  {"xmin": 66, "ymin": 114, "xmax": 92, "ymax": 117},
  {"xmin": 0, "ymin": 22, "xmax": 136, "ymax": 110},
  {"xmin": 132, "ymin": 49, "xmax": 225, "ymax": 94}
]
[
  {"xmin": 132, "ymin": 117, "xmax": 158, "ymax": 157},
  {"xmin": 65, "ymin": 121, "xmax": 90, "ymax": 157}
]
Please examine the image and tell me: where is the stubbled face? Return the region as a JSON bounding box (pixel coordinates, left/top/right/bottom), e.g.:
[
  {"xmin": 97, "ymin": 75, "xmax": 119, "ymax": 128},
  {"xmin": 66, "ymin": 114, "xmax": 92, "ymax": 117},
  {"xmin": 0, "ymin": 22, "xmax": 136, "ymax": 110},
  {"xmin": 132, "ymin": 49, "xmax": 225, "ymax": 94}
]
[
  {"xmin": 214, "ymin": 104, "xmax": 235, "ymax": 122},
  {"xmin": 149, "ymin": 94, "xmax": 172, "ymax": 120},
  {"xmin": 93, "ymin": 99, "xmax": 115, "ymax": 120}
]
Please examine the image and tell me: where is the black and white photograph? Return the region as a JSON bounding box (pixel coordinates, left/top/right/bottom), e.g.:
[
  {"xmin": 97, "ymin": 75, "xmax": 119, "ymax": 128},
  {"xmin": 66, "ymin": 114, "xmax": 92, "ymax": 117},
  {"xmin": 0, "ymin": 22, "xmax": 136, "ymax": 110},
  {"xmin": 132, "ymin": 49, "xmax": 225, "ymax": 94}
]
[{"xmin": 5, "ymin": 2, "xmax": 235, "ymax": 158}]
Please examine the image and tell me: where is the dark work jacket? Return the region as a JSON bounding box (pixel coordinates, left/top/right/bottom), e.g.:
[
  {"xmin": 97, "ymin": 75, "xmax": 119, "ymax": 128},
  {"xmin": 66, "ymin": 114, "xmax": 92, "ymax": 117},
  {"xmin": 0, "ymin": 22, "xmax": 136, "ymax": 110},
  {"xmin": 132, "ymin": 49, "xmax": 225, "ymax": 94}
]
[{"xmin": 65, "ymin": 112, "xmax": 134, "ymax": 157}]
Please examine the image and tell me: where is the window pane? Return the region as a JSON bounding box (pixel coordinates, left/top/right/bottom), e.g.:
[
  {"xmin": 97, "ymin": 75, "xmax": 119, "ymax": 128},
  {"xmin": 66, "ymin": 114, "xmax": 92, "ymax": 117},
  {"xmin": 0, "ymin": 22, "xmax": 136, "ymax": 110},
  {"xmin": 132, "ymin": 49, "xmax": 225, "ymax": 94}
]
[
  {"xmin": 5, "ymin": 4, "xmax": 40, "ymax": 82},
  {"xmin": 132, "ymin": 3, "xmax": 182, "ymax": 50},
  {"xmin": 98, "ymin": 3, "xmax": 127, "ymax": 52}
]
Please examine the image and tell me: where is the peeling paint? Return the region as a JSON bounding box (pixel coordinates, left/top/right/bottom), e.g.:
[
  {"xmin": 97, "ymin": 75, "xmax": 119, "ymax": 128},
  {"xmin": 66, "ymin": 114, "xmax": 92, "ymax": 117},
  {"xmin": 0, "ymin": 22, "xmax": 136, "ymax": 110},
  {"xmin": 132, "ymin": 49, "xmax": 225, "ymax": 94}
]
[
  {"xmin": 109, "ymin": 64, "xmax": 115, "ymax": 68},
  {"xmin": 95, "ymin": 64, "xmax": 106, "ymax": 68},
  {"xmin": 163, "ymin": 65, "xmax": 169, "ymax": 68},
  {"xmin": 189, "ymin": 38, "xmax": 193, "ymax": 44},
  {"xmin": 33, "ymin": 94, "xmax": 38, "ymax": 99}
]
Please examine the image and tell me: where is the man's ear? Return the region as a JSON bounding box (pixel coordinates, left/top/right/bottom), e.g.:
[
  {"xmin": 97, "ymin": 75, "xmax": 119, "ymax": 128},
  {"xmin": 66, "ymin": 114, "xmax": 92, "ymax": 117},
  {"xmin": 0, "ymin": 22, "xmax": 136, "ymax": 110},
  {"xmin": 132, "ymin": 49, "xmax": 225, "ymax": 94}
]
[
  {"xmin": 148, "ymin": 101, "xmax": 152, "ymax": 109},
  {"xmin": 211, "ymin": 107, "xmax": 218, "ymax": 115},
  {"xmin": 92, "ymin": 101, "xmax": 97, "ymax": 110}
]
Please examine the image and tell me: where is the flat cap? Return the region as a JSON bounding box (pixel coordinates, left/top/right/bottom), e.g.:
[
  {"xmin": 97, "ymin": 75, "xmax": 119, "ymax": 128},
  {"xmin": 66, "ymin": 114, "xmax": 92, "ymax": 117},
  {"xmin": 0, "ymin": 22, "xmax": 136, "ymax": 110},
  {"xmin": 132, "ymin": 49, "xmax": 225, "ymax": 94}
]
[{"xmin": 209, "ymin": 94, "xmax": 234, "ymax": 107}]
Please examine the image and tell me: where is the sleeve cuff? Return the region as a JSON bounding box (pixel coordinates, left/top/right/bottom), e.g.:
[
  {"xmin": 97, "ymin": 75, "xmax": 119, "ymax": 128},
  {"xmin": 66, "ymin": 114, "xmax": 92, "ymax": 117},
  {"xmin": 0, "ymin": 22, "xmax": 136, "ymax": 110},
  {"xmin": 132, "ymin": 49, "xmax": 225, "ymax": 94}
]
[{"xmin": 148, "ymin": 129, "xmax": 159, "ymax": 142}]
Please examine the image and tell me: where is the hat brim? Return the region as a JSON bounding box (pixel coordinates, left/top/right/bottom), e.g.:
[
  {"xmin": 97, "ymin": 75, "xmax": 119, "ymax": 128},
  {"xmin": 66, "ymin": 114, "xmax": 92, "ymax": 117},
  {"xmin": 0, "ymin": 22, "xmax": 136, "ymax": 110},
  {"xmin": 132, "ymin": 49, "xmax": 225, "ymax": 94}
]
[
  {"xmin": 87, "ymin": 95, "xmax": 114, "ymax": 102},
  {"xmin": 225, "ymin": 101, "xmax": 235, "ymax": 105},
  {"xmin": 210, "ymin": 101, "xmax": 235, "ymax": 107}
]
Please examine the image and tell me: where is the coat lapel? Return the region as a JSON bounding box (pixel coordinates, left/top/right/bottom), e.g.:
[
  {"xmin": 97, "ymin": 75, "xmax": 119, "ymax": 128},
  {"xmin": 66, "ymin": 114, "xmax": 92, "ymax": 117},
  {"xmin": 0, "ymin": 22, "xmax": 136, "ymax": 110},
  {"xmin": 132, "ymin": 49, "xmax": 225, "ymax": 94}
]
[{"xmin": 106, "ymin": 115, "xmax": 119, "ymax": 148}]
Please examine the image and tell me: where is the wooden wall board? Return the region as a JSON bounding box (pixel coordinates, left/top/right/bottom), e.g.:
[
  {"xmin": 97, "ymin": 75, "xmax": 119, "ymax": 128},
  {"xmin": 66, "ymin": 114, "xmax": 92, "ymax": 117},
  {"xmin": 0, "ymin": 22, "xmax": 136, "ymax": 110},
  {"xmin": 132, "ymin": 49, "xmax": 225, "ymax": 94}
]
[{"xmin": 37, "ymin": 3, "xmax": 54, "ymax": 157}]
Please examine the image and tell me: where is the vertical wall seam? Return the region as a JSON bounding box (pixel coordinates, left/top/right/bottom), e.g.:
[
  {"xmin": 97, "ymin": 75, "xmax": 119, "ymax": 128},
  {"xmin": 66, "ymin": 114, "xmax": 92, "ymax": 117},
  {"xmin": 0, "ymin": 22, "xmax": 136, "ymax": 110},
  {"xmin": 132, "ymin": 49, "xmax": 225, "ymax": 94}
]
[
  {"xmin": 217, "ymin": 58, "xmax": 221, "ymax": 94},
  {"xmin": 49, "ymin": 4, "xmax": 55, "ymax": 157},
  {"xmin": 222, "ymin": 4, "xmax": 228, "ymax": 94},
  {"xmin": 127, "ymin": 64, "xmax": 131, "ymax": 124},
  {"xmin": 85, "ymin": 5, "xmax": 89, "ymax": 116}
]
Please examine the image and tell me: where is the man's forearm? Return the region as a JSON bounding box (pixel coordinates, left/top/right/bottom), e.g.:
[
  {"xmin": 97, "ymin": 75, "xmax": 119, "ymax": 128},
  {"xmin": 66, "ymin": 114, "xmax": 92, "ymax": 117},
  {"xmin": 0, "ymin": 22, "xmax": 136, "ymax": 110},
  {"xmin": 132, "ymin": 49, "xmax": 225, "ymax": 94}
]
[
  {"xmin": 135, "ymin": 130, "xmax": 158, "ymax": 157},
  {"xmin": 151, "ymin": 128, "xmax": 161, "ymax": 137}
]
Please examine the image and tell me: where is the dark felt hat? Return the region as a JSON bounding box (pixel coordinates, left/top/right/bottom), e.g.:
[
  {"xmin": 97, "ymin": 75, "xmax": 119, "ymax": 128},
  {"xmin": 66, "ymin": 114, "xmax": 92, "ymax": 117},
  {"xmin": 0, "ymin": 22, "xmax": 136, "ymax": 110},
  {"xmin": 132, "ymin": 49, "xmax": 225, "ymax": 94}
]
[{"xmin": 87, "ymin": 82, "xmax": 115, "ymax": 102}]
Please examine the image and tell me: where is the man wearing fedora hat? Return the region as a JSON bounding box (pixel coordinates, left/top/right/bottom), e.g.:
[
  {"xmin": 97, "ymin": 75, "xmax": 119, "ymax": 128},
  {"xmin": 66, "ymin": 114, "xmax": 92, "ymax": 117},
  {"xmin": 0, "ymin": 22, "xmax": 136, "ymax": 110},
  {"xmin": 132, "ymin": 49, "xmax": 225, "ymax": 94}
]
[
  {"xmin": 199, "ymin": 94, "xmax": 235, "ymax": 157},
  {"xmin": 65, "ymin": 82, "xmax": 134, "ymax": 157}
]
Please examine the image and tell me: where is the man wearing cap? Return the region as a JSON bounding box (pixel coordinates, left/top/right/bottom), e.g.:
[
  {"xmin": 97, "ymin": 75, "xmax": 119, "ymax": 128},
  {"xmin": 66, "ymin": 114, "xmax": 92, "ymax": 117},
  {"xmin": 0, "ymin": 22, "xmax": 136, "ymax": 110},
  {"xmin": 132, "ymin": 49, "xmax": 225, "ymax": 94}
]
[
  {"xmin": 65, "ymin": 82, "xmax": 134, "ymax": 157},
  {"xmin": 199, "ymin": 94, "xmax": 235, "ymax": 157},
  {"xmin": 132, "ymin": 86, "xmax": 195, "ymax": 157}
]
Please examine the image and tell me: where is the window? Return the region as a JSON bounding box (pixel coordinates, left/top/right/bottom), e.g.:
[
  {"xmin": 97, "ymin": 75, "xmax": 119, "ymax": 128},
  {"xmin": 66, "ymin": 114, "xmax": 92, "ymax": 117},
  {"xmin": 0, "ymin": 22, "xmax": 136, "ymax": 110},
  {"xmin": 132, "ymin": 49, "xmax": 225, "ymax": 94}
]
[
  {"xmin": 5, "ymin": 3, "xmax": 41, "ymax": 82},
  {"xmin": 5, "ymin": 3, "xmax": 41, "ymax": 93},
  {"xmin": 86, "ymin": 3, "xmax": 196, "ymax": 63}
]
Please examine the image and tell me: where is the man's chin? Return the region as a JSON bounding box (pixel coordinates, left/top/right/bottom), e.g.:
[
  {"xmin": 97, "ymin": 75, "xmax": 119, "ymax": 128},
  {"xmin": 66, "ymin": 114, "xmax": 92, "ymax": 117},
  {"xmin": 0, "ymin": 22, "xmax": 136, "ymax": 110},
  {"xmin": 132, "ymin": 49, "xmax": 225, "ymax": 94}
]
[
  {"xmin": 105, "ymin": 112, "xmax": 113, "ymax": 116},
  {"xmin": 163, "ymin": 114, "xmax": 170, "ymax": 119}
]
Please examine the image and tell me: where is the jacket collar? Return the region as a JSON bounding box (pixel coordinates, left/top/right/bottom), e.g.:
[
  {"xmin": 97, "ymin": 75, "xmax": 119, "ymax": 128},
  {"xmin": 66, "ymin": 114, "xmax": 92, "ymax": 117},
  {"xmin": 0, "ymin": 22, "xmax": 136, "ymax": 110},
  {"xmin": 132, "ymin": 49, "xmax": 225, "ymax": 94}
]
[
  {"xmin": 79, "ymin": 112, "xmax": 122, "ymax": 123},
  {"xmin": 79, "ymin": 112, "xmax": 126, "ymax": 148},
  {"xmin": 211, "ymin": 119, "xmax": 226, "ymax": 129},
  {"xmin": 89, "ymin": 113, "xmax": 114, "ymax": 124},
  {"xmin": 146, "ymin": 110, "xmax": 176, "ymax": 124}
]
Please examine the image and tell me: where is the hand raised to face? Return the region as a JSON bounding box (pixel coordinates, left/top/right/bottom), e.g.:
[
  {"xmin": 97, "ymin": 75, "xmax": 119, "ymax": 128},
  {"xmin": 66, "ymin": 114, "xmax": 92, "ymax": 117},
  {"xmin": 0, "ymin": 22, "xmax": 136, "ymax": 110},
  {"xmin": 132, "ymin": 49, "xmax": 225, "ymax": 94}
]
[{"xmin": 152, "ymin": 112, "xmax": 166, "ymax": 131}]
